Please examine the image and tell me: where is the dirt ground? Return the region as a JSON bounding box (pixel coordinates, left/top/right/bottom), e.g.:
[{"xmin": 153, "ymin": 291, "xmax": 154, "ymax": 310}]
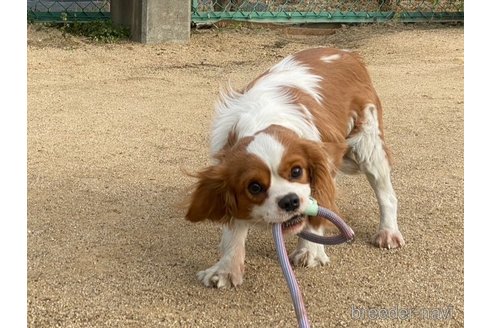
[{"xmin": 27, "ymin": 22, "xmax": 464, "ymax": 327}]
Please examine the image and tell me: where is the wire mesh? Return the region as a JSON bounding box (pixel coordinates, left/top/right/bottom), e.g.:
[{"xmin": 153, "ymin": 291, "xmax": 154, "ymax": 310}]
[
  {"xmin": 27, "ymin": 1, "xmax": 464, "ymax": 23},
  {"xmin": 28, "ymin": 0, "xmax": 110, "ymax": 22},
  {"xmin": 192, "ymin": 0, "xmax": 464, "ymax": 23}
]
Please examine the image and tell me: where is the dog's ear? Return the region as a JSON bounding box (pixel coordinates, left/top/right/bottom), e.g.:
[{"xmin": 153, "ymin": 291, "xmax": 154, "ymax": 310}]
[
  {"xmin": 303, "ymin": 141, "xmax": 346, "ymax": 211},
  {"xmin": 185, "ymin": 163, "xmax": 236, "ymax": 223}
]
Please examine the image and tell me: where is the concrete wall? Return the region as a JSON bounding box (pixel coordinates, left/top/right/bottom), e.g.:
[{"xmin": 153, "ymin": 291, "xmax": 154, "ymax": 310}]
[{"xmin": 111, "ymin": 0, "xmax": 190, "ymax": 44}]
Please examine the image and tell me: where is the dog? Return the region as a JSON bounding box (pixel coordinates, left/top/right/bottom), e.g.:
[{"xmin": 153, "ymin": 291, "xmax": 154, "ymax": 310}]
[{"xmin": 185, "ymin": 48, "xmax": 404, "ymax": 288}]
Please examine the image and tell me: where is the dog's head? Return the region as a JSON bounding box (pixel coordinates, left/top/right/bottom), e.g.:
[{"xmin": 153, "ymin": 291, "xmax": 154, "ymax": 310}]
[{"xmin": 185, "ymin": 125, "xmax": 345, "ymax": 234}]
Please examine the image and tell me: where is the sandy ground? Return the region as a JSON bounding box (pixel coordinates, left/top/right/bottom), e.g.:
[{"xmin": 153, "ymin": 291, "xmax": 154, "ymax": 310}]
[{"xmin": 28, "ymin": 23, "xmax": 464, "ymax": 327}]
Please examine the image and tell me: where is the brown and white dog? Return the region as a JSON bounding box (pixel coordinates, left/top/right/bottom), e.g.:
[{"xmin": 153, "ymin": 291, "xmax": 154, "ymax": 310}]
[{"xmin": 185, "ymin": 48, "xmax": 404, "ymax": 288}]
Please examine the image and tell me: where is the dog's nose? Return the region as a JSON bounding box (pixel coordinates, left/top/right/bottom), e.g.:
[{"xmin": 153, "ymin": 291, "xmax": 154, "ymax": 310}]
[{"xmin": 278, "ymin": 193, "xmax": 300, "ymax": 212}]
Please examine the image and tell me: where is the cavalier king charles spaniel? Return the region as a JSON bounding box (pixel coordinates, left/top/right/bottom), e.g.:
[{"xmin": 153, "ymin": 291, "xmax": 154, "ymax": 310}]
[{"xmin": 185, "ymin": 48, "xmax": 404, "ymax": 288}]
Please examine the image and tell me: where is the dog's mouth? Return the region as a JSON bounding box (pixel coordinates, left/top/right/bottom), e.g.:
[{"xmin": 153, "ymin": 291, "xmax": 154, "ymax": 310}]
[{"xmin": 281, "ymin": 214, "xmax": 306, "ymax": 234}]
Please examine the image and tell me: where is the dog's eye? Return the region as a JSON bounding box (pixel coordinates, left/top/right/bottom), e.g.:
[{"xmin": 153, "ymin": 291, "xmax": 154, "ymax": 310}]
[
  {"xmin": 248, "ymin": 182, "xmax": 264, "ymax": 195},
  {"xmin": 291, "ymin": 166, "xmax": 303, "ymax": 179}
]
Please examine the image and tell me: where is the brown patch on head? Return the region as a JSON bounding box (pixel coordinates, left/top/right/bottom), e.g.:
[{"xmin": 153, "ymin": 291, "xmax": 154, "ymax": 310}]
[
  {"xmin": 259, "ymin": 125, "xmax": 347, "ymax": 228},
  {"xmin": 277, "ymin": 151, "xmax": 311, "ymax": 185},
  {"xmin": 229, "ymin": 154, "xmax": 271, "ymax": 219}
]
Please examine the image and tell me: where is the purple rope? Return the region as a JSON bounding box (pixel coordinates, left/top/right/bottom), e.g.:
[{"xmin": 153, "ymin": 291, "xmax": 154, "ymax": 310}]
[
  {"xmin": 273, "ymin": 223, "xmax": 310, "ymax": 328},
  {"xmin": 298, "ymin": 207, "xmax": 355, "ymax": 245},
  {"xmin": 273, "ymin": 204, "xmax": 354, "ymax": 327}
]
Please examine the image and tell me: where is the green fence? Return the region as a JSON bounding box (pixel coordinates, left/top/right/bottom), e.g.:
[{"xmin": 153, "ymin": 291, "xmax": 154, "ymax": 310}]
[
  {"xmin": 27, "ymin": 0, "xmax": 464, "ymax": 24},
  {"xmin": 192, "ymin": 0, "xmax": 464, "ymax": 23},
  {"xmin": 27, "ymin": 1, "xmax": 110, "ymax": 22}
]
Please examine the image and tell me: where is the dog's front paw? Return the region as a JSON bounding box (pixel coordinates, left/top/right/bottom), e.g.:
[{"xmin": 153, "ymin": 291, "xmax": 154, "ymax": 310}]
[
  {"xmin": 372, "ymin": 229, "xmax": 405, "ymax": 249},
  {"xmin": 289, "ymin": 246, "xmax": 330, "ymax": 267},
  {"xmin": 197, "ymin": 263, "xmax": 244, "ymax": 288}
]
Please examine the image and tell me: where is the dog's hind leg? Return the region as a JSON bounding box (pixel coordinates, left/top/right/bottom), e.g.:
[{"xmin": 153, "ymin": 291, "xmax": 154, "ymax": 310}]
[{"xmin": 346, "ymin": 103, "xmax": 404, "ymax": 249}]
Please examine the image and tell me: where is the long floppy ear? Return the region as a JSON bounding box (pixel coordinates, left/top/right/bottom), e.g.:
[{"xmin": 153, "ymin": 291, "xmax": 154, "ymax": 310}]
[
  {"xmin": 185, "ymin": 164, "xmax": 236, "ymax": 223},
  {"xmin": 303, "ymin": 141, "xmax": 347, "ymax": 212}
]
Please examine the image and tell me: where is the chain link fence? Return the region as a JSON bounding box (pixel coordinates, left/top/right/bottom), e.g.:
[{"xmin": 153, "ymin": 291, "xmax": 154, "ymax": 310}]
[
  {"xmin": 192, "ymin": 0, "xmax": 464, "ymax": 23},
  {"xmin": 27, "ymin": 0, "xmax": 464, "ymax": 23},
  {"xmin": 27, "ymin": 0, "xmax": 110, "ymax": 22}
]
